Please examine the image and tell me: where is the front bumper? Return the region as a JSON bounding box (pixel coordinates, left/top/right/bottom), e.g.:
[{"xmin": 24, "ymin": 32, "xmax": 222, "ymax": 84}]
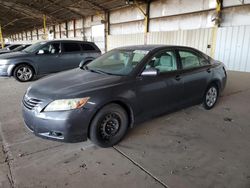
[{"xmin": 22, "ymin": 103, "xmax": 93, "ymax": 143}]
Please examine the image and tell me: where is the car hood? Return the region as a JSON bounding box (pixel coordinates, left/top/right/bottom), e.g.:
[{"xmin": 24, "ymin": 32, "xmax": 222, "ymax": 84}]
[
  {"xmin": 0, "ymin": 51, "xmax": 30, "ymax": 59},
  {"xmin": 27, "ymin": 68, "xmax": 125, "ymax": 100}
]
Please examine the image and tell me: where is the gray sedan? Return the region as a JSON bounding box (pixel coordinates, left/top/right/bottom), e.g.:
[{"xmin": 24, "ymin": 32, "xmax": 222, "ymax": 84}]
[{"xmin": 0, "ymin": 40, "xmax": 101, "ymax": 82}]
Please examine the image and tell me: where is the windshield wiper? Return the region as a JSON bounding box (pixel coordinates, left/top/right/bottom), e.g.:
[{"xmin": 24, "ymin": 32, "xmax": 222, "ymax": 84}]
[
  {"xmin": 82, "ymin": 66, "xmax": 120, "ymax": 76},
  {"xmin": 89, "ymin": 69, "xmax": 108, "ymax": 75},
  {"xmin": 82, "ymin": 65, "xmax": 104, "ymax": 74}
]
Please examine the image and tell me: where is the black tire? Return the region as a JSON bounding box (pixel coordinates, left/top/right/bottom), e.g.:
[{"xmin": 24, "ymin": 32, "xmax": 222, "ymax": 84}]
[
  {"xmin": 89, "ymin": 104, "xmax": 129, "ymax": 147},
  {"xmin": 203, "ymin": 84, "xmax": 219, "ymax": 110},
  {"xmin": 13, "ymin": 64, "xmax": 34, "ymax": 82}
]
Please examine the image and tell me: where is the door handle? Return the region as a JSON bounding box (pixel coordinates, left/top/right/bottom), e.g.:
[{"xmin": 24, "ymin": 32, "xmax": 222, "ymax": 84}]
[
  {"xmin": 207, "ymin": 68, "xmax": 211, "ymax": 73},
  {"xmin": 175, "ymin": 75, "xmax": 181, "ymax": 81}
]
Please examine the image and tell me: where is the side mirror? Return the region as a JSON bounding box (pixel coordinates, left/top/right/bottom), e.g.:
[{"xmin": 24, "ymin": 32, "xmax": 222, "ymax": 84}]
[
  {"xmin": 37, "ymin": 50, "xmax": 44, "ymax": 55},
  {"xmin": 79, "ymin": 58, "xmax": 93, "ymax": 69},
  {"xmin": 141, "ymin": 68, "xmax": 159, "ymax": 76}
]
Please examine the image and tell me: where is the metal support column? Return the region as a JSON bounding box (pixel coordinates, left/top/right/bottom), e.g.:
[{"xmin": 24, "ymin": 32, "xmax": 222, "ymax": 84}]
[
  {"xmin": 59, "ymin": 24, "xmax": 62, "ymax": 38},
  {"xmin": 36, "ymin": 29, "xmax": 39, "ymax": 40},
  {"xmin": 134, "ymin": 1, "xmax": 150, "ymax": 44},
  {"xmin": 43, "ymin": 14, "xmax": 47, "ymax": 39},
  {"xmin": 0, "ymin": 24, "xmax": 4, "ymax": 48},
  {"xmin": 30, "ymin": 30, "xmax": 33, "ymax": 41},
  {"xmin": 211, "ymin": 0, "xmax": 222, "ymax": 58},
  {"xmin": 104, "ymin": 11, "xmax": 110, "ymax": 52},
  {"xmin": 73, "ymin": 19, "xmax": 76, "ymax": 38},
  {"xmin": 65, "ymin": 21, "xmax": 68, "ymax": 38}
]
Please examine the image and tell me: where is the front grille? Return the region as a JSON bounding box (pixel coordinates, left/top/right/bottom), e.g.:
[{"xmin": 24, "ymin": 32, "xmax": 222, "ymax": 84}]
[{"xmin": 23, "ymin": 96, "xmax": 42, "ymax": 110}]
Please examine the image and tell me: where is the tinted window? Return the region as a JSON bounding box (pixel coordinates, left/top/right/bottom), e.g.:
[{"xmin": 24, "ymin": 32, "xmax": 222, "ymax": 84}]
[
  {"xmin": 63, "ymin": 43, "xmax": 81, "ymax": 52},
  {"xmin": 40, "ymin": 43, "xmax": 60, "ymax": 54},
  {"xmin": 145, "ymin": 50, "xmax": 177, "ymax": 73},
  {"xmin": 179, "ymin": 50, "xmax": 208, "ymax": 69},
  {"xmin": 81, "ymin": 44, "xmax": 96, "ymax": 51},
  {"xmin": 9, "ymin": 45, "xmax": 20, "ymax": 50}
]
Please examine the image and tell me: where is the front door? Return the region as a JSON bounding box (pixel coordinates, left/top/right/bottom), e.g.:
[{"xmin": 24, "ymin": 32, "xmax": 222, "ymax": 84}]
[
  {"xmin": 136, "ymin": 49, "xmax": 183, "ymax": 119},
  {"xmin": 35, "ymin": 42, "xmax": 61, "ymax": 74}
]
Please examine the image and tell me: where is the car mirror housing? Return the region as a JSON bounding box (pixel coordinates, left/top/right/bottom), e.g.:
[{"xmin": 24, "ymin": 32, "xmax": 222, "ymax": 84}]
[
  {"xmin": 37, "ymin": 50, "xmax": 45, "ymax": 55},
  {"xmin": 141, "ymin": 68, "xmax": 159, "ymax": 76},
  {"xmin": 79, "ymin": 59, "xmax": 93, "ymax": 69}
]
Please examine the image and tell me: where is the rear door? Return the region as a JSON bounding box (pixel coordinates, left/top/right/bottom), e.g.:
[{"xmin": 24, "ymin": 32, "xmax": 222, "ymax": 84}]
[
  {"xmin": 60, "ymin": 42, "xmax": 83, "ymax": 71},
  {"xmin": 136, "ymin": 48, "xmax": 184, "ymax": 119},
  {"xmin": 177, "ymin": 48, "xmax": 212, "ymax": 104}
]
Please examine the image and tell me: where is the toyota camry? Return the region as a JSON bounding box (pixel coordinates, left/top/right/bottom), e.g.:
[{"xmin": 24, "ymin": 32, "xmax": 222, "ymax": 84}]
[{"xmin": 22, "ymin": 45, "xmax": 227, "ymax": 147}]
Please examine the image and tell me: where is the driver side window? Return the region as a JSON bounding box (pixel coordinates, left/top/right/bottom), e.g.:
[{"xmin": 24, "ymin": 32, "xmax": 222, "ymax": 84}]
[
  {"xmin": 40, "ymin": 43, "xmax": 60, "ymax": 54},
  {"xmin": 146, "ymin": 50, "xmax": 177, "ymax": 73}
]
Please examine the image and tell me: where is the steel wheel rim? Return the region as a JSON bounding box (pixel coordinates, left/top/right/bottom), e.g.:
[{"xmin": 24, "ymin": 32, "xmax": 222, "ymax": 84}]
[
  {"xmin": 206, "ymin": 87, "xmax": 217, "ymax": 107},
  {"xmin": 99, "ymin": 113, "xmax": 121, "ymax": 141},
  {"xmin": 17, "ymin": 67, "xmax": 32, "ymax": 81}
]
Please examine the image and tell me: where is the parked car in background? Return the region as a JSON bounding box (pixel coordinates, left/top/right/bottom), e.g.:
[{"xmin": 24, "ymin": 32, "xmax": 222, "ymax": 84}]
[
  {"xmin": 0, "ymin": 44, "xmax": 22, "ymax": 55},
  {"xmin": 0, "ymin": 44, "xmax": 31, "ymax": 55},
  {"xmin": 0, "ymin": 44, "xmax": 10, "ymax": 49},
  {"xmin": 0, "ymin": 40, "xmax": 101, "ymax": 82},
  {"xmin": 11, "ymin": 44, "xmax": 31, "ymax": 52},
  {"xmin": 22, "ymin": 45, "xmax": 227, "ymax": 147}
]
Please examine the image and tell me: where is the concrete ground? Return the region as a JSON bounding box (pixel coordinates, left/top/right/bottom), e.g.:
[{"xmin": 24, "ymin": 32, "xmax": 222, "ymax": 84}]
[{"xmin": 0, "ymin": 71, "xmax": 250, "ymax": 188}]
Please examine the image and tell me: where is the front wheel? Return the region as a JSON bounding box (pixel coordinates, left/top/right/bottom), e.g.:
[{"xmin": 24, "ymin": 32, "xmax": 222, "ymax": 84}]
[
  {"xmin": 203, "ymin": 84, "xmax": 219, "ymax": 110},
  {"xmin": 13, "ymin": 64, "xmax": 34, "ymax": 82},
  {"xmin": 89, "ymin": 104, "xmax": 128, "ymax": 147}
]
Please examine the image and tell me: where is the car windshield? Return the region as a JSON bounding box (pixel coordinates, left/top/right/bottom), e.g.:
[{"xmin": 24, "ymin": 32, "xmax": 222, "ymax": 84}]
[
  {"xmin": 23, "ymin": 42, "xmax": 46, "ymax": 53},
  {"xmin": 87, "ymin": 49, "xmax": 149, "ymax": 76}
]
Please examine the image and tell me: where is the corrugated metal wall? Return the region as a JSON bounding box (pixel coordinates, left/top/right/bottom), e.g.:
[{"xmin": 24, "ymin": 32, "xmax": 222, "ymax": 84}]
[
  {"xmin": 147, "ymin": 28, "xmax": 213, "ymax": 55},
  {"xmin": 107, "ymin": 33, "xmax": 144, "ymax": 50},
  {"xmin": 107, "ymin": 26, "xmax": 250, "ymax": 72},
  {"xmin": 215, "ymin": 25, "xmax": 250, "ymax": 72}
]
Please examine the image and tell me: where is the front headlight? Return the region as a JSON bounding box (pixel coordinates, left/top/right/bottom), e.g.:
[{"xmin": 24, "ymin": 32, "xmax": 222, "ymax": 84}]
[
  {"xmin": 44, "ymin": 97, "xmax": 90, "ymax": 112},
  {"xmin": 0, "ymin": 59, "xmax": 9, "ymax": 65}
]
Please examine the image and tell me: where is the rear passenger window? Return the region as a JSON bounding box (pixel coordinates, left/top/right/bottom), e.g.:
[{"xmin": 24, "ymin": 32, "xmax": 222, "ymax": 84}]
[
  {"xmin": 81, "ymin": 44, "xmax": 96, "ymax": 51},
  {"xmin": 63, "ymin": 43, "xmax": 81, "ymax": 52},
  {"xmin": 179, "ymin": 51, "xmax": 207, "ymax": 69}
]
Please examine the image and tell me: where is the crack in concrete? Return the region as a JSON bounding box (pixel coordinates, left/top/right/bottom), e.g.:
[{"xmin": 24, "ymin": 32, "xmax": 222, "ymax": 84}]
[
  {"xmin": 0, "ymin": 122, "xmax": 15, "ymax": 188},
  {"xmin": 1, "ymin": 142, "xmax": 15, "ymax": 188},
  {"xmin": 113, "ymin": 146, "xmax": 169, "ymax": 188},
  {"xmin": 18, "ymin": 143, "xmax": 64, "ymax": 157}
]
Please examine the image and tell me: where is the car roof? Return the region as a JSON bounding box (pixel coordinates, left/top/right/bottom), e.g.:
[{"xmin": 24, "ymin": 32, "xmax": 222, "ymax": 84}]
[
  {"xmin": 45, "ymin": 40, "xmax": 94, "ymax": 44},
  {"xmin": 116, "ymin": 45, "xmax": 199, "ymax": 51}
]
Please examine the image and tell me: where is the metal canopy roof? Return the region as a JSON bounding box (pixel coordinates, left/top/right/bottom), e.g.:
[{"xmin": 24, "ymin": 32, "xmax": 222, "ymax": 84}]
[{"xmin": 0, "ymin": 0, "xmax": 131, "ymax": 35}]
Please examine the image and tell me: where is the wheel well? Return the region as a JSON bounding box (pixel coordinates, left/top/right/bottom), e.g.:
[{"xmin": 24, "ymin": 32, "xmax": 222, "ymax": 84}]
[
  {"xmin": 203, "ymin": 80, "xmax": 221, "ymax": 100},
  {"xmin": 209, "ymin": 80, "xmax": 221, "ymax": 93},
  {"xmin": 11, "ymin": 63, "xmax": 35, "ymax": 76},
  {"xmin": 87, "ymin": 101, "xmax": 134, "ymax": 138}
]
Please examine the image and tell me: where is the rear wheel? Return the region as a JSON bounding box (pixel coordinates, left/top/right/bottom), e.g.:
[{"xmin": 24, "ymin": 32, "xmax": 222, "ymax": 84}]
[
  {"xmin": 13, "ymin": 64, "xmax": 34, "ymax": 82},
  {"xmin": 89, "ymin": 104, "xmax": 128, "ymax": 147},
  {"xmin": 203, "ymin": 84, "xmax": 219, "ymax": 110}
]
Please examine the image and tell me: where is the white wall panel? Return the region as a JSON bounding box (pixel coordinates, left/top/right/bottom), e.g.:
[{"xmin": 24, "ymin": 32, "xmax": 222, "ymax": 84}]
[
  {"xmin": 107, "ymin": 33, "xmax": 144, "ymax": 50},
  {"xmin": 110, "ymin": 21, "xmax": 144, "ymax": 35},
  {"xmin": 215, "ymin": 26, "xmax": 250, "ymax": 72},
  {"xmin": 147, "ymin": 28, "xmax": 213, "ymax": 55},
  {"xmin": 110, "ymin": 6, "xmax": 145, "ymax": 24}
]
